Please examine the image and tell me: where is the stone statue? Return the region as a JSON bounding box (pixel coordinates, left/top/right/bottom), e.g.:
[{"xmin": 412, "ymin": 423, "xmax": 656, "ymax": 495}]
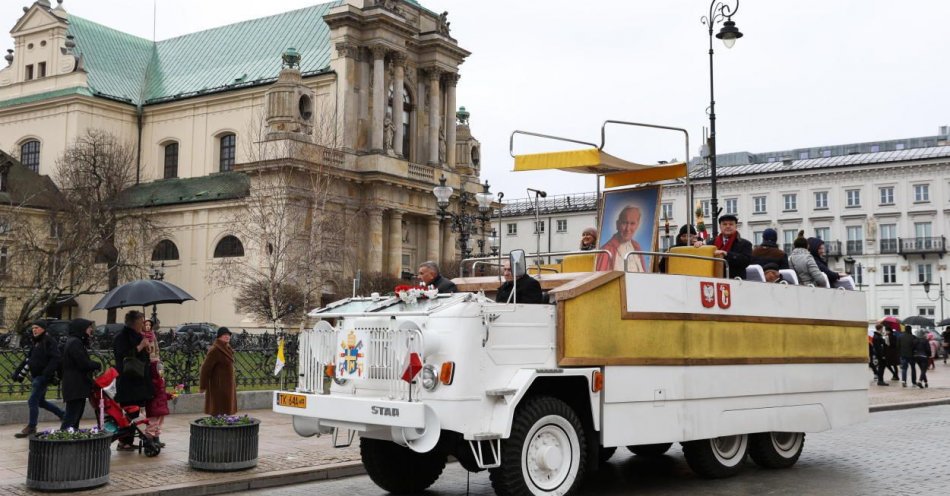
[
  {"xmin": 438, "ymin": 11, "xmax": 451, "ymax": 35},
  {"xmin": 438, "ymin": 125, "xmax": 446, "ymax": 163},
  {"xmin": 866, "ymin": 216, "xmax": 877, "ymax": 241},
  {"xmin": 384, "ymin": 116, "xmax": 395, "ymax": 154}
]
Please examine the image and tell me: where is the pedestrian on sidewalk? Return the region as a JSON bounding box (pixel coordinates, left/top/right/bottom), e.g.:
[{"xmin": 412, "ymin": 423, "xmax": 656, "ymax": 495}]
[
  {"xmin": 15, "ymin": 321, "xmax": 66, "ymax": 438},
  {"xmin": 915, "ymin": 334, "xmax": 932, "ymax": 388},
  {"xmin": 942, "ymin": 328, "xmax": 950, "ymax": 364},
  {"xmin": 143, "ymin": 319, "xmax": 170, "ymax": 448},
  {"xmin": 871, "ymin": 324, "xmax": 888, "ymax": 386},
  {"xmin": 884, "ymin": 325, "xmax": 900, "ymax": 381},
  {"xmin": 199, "ymin": 327, "xmax": 237, "ymax": 416},
  {"xmin": 60, "ymin": 318, "xmax": 101, "ymax": 430},
  {"xmin": 899, "ymin": 325, "xmax": 918, "ymax": 387},
  {"xmin": 113, "ymin": 310, "xmax": 154, "ymax": 450},
  {"xmin": 927, "ymin": 333, "xmax": 938, "ymax": 370}
]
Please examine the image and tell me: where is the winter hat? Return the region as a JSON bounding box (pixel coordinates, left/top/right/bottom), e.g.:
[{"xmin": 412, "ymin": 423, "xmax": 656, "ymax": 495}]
[
  {"xmin": 68, "ymin": 318, "xmax": 94, "ymax": 338},
  {"xmin": 31, "ymin": 321, "xmax": 48, "ymax": 330},
  {"xmin": 762, "ymin": 228, "xmax": 778, "ymax": 243},
  {"xmin": 762, "ymin": 262, "xmax": 780, "ymax": 272},
  {"xmin": 216, "ymin": 327, "xmax": 232, "ymax": 338},
  {"xmin": 678, "ymin": 224, "xmax": 698, "ymax": 236}
]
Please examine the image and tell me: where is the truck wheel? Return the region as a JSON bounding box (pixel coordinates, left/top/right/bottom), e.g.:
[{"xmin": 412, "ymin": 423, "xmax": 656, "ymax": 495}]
[
  {"xmin": 360, "ymin": 437, "xmax": 446, "ymax": 494},
  {"xmin": 626, "ymin": 442, "xmax": 673, "ymax": 457},
  {"xmin": 490, "ymin": 396, "xmax": 587, "ymax": 496},
  {"xmin": 682, "ymin": 434, "xmax": 748, "ymax": 479},
  {"xmin": 748, "ymin": 432, "xmax": 804, "ymax": 469},
  {"xmin": 598, "ymin": 446, "xmax": 617, "ymax": 464}
]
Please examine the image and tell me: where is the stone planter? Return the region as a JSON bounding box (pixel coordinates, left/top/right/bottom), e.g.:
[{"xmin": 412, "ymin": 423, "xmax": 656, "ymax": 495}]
[
  {"xmin": 189, "ymin": 418, "xmax": 260, "ymax": 471},
  {"xmin": 26, "ymin": 433, "xmax": 112, "ymax": 491}
]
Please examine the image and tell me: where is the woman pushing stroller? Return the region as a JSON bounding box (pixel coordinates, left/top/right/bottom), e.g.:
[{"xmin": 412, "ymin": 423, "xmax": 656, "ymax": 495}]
[{"xmin": 112, "ymin": 310, "xmax": 154, "ymax": 451}]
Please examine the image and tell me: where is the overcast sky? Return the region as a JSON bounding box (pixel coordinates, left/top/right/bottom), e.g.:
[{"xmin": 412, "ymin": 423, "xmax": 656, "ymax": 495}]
[{"xmin": 4, "ymin": 1, "xmax": 949, "ymax": 198}]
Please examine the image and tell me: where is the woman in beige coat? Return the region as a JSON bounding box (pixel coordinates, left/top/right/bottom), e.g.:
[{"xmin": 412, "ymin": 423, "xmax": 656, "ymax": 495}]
[{"xmin": 198, "ymin": 327, "xmax": 237, "ymax": 415}]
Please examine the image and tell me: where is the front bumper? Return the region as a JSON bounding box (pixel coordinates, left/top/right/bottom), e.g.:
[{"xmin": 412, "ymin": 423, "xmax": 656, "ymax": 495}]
[{"xmin": 272, "ymin": 391, "xmax": 427, "ymax": 430}]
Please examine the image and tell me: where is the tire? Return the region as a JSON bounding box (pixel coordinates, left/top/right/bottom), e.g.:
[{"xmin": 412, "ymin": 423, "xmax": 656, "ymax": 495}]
[
  {"xmin": 360, "ymin": 437, "xmax": 446, "ymax": 494},
  {"xmin": 489, "ymin": 396, "xmax": 587, "ymax": 496},
  {"xmin": 144, "ymin": 441, "xmax": 161, "ymax": 457},
  {"xmin": 682, "ymin": 434, "xmax": 748, "ymax": 479},
  {"xmin": 626, "ymin": 442, "xmax": 673, "ymax": 457},
  {"xmin": 748, "ymin": 432, "xmax": 804, "ymax": 469},
  {"xmin": 598, "ymin": 446, "xmax": 617, "ymax": 464}
]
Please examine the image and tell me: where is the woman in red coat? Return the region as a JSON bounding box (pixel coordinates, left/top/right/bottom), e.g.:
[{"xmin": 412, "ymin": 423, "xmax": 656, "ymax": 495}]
[
  {"xmin": 143, "ymin": 319, "xmax": 171, "ymax": 447},
  {"xmin": 199, "ymin": 327, "xmax": 237, "ymax": 416}
]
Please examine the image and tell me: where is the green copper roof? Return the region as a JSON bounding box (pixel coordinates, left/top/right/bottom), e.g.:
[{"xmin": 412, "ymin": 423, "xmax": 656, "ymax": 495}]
[
  {"xmin": 65, "ymin": 1, "xmax": 343, "ymax": 106},
  {"xmin": 0, "ymin": 151, "xmax": 64, "ymax": 210},
  {"xmin": 118, "ymin": 172, "xmax": 250, "ymax": 208},
  {"xmin": 0, "ymin": 86, "xmax": 94, "ymax": 109}
]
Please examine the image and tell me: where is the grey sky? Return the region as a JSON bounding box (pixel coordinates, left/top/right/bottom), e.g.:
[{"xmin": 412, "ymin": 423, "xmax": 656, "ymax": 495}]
[{"xmin": 4, "ymin": 1, "xmax": 949, "ymax": 198}]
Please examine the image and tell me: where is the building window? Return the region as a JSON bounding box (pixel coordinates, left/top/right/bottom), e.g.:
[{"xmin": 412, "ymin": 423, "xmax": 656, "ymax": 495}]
[
  {"xmin": 782, "ymin": 193, "xmax": 797, "ymax": 212},
  {"xmin": 556, "ymin": 219, "xmax": 567, "ymax": 233},
  {"xmin": 814, "ymin": 227, "xmax": 830, "ymax": 242},
  {"xmin": 799, "ymin": 151, "xmax": 809, "ymax": 160},
  {"xmin": 871, "ymin": 144, "xmax": 881, "ymax": 153},
  {"xmin": 661, "ymin": 203, "xmax": 673, "ymax": 221},
  {"xmin": 846, "ymin": 189, "xmax": 861, "ymax": 207},
  {"xmin": 0, "ymin": 247, "xmax": 7, "ymax": 277},
  {"xmin": 846, "ymin": 226, "xmax": 863, "ymax": 255},
  {"xmin": 534, "ymin": 221, "xmax": 545, "ymax": 234},
  {"xmin": 700, "ymin": 200, "xmax": 711, "ymax": 219},
  {"xmin": 20, "ymin": 140, "xmax": 40, "ymax": 173},
  {"xmin": 219, "ymin": 133, "xmax": 236, "ymax": 172},
  {"xmin": 49, "ymin": 219, "xmax": 63, "ymax": 238},
  {"xmin": 782, "ymin": 229, "xmax": 797, "ymax": 253},
  {"xmin": 151, "ymin": 240, "xmax": 180, "ymax": 261},
  {"xmin": 882, "ymin": 306, "xmax": 899, "ymax": 316},
  {"xmin": 37, "ymin": 62, "xmax": 46, "ymax": 78},
  {"xmin": 660, "ymin": 236, "xmax": 671, "ymax": 251},
  {"xmin": 879, "ymin": 186, "xmax": 894, "ymax": 205},
  {"xmin": 25, "ymin": 64, "xmax": 33, "ymax": 80},
  {"xmin": 917, "ymin": 263, "xmax": 932, "ymax": 283},
  {"xmin": 753, "ymin": 231, "xmax": 764, "ymax": 246},
  {"xmin": 914, "ymin": 222, "xmax": 932, "ymax": 240},
  {"xmin": 0, "ymin": 297, "xmax": 5, "ymax": 327},
  {"xmin": 919, "ymin": 307, "xmax": 935, "ymax": 317},
  {"xmin": 753, "ymin": 196, "xmax": 767, "ymax": 214},
  {"xmin": 882, "ymin": 264, "xmax": 896, "ymax": 284},
  {"xmin": 506, "ymin": 223, "xmax": 517, "ymax": 236},
  {"xmin": 213, "ymin": 235, "xmax": 244, "ymax": 258},
  {"xmin": 724, "ymin": 198, "xmax": 737, "ymax": 215},
  {"xmin": 895, "ymin": 143, "xmax": 905, "ymax": 150},
  {"xmin": 401, "ymin": 254, "xmax": 412, "ymax": 274},
  {"xmin": 914, "ymin": 184, "xmax": 930, "ymax": 202},
  {"xmin": 814, "ymin": 191, "xmax": 828, "ymax": 209},
  {"xmin": 880, "ymin": 224, "xmax": 897, "ymax": 253},
  {"xmin": 821, "ymin": 149, "xmax": 831, "ymax": 157},
  {"xmin": 163, "ymin": 142, "xmax": 179, "ymax": 179}
]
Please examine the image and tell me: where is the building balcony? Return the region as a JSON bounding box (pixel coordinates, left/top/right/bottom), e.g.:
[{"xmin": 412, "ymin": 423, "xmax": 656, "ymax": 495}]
[
  {"xmin": 879, "ymin": 238, "xmax": 898, "ymax": 254},
  {"xmin": 825, "ymin": 240, "xmax": 844, "ymax": 258},
  {"xmin": 846, "ymin": 240, "xmax": 863, "ymax": 255},
  {"xmin": 898, "ymin": 236, "xmax": 946, "ymax": 258}
]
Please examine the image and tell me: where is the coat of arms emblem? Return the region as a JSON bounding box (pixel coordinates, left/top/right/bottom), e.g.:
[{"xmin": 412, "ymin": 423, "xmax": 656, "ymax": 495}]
[
  {"xmin": 700, "ymin": 281, "xmax": 715, "ymax": 308},
  {"xmin": 338, "ymin": 330, "xmax": 365, "ymax": 379},
  {"xmin": 717, "ymin": 283, "xmax": 731, "ymax": 309}
]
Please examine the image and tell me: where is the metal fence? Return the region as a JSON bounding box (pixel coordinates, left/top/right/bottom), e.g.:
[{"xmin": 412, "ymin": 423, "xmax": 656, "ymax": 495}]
[{"xmin": 0, "ymin": 329, "xmax": 298, "ymax": 400}]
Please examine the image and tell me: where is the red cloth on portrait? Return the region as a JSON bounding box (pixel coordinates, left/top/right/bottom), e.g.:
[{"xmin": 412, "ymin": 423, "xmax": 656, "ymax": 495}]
[{"xmin": 596, "ymin": 233, "xmax": 645, "ymax": 271}]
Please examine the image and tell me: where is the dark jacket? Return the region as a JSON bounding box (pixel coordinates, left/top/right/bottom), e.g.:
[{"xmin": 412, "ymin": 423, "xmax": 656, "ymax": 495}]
[
  {"xmin": 496, "ymin": 275, "xmax": 545, "ymax": 304},
  {"xmin": 885, "ymin": 331, "xmax": 900, "ymax": 364},
  {"xmin": 751, "ymin": 244, "xmax": 789, "ymax": 270},
  {"xmin": 708, "ymin": 234, "xmax": 753, "ymax": 279},
  {"xmin": 898, "ymin": 331, "xmax": 917, "ymax": 359},
  {"xmin": 871, "ymin": 332, "xmax": 886, "ymax": 359},
  {"xmin": 61, "ymin": 319, "xmax": 101, "ymax": 402},
  {"xmin": 112, "ymin": 326, "xmax": 154, "ymax": 405},
  {"xmin": 199, "ymin": 339, "xmax": 237, "ymax": 416},
  {"xmin": 27, "ymin": 331, "xmax": 61, "ymax": 380},
  {"xmin": 807, "ymin": 238, "xmax": 840, "ymax": 285},
  {"xmin": 430, "ymin": 274, "xmax": 457, "ymax": 294},
  {"xmin": 913, "ymin": 337, "xmax": 932, "ymax": 358}
]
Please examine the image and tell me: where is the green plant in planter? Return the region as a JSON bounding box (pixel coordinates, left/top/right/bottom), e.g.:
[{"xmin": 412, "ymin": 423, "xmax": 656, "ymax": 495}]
[
  {"xmin": 36, "ymin": 426, "xmax": 106, "ymax": 440},
  {"xmin": 189, "ymin": 415, "xmax": 260, "ymax": 471},
  {"xmin": 195, "ymin": 414, "xmax": 255, "ymax": 426}
]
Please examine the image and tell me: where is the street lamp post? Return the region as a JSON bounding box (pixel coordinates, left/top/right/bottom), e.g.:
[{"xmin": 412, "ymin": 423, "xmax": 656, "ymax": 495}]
[
  {"xmin": 923, "ymin": 276, "xmax": 950, "ymax": 322},
  {"xmin": 432, "ymin": 175, "xmax": 495, "ymax": 265},
  {"xmin": 702, "ymin": 0, "xmax": 743, "ymax": 238},
  {"xmin": 147, "ymin": 261, "xmax": 165, "ymax": 325}
]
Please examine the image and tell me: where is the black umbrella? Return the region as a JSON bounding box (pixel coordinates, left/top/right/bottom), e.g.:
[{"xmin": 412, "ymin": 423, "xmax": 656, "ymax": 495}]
[
  {"xmin": 92, "ymin": 279, "xmax": 195, "ymax": 310},
  {"xmin": 901, "ymin": 315, "xmax": 935, "ymax": 327},
  {"xmin": 937, "ymin": 319, "xmax": 950, "ymax": 327}
]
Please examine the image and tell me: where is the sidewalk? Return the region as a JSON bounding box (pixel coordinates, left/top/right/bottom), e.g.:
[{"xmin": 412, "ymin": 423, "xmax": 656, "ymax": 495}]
[{"xmin": 1, "ymin": 363, "xmax": 948, "ymax": 495}]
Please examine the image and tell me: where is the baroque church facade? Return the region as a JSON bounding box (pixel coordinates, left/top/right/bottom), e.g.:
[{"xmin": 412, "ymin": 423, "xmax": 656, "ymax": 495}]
[{"xmin": 0, "ymin": 0, "xmax": 482, "ymax": 330}]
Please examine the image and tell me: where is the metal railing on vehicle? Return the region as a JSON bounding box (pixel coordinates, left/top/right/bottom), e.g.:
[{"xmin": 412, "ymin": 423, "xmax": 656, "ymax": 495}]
[{"xmin": 624, "ymin": 250, "xmax": 730, "ymax": 279}]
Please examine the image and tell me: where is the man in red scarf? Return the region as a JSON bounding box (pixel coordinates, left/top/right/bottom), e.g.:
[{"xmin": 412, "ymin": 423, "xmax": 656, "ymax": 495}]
[{"xmin": 693, "ymin": 214, "xmax": 752, "ymax": 279}]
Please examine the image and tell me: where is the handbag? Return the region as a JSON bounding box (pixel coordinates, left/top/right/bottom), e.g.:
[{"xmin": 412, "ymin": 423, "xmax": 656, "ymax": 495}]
[{"xmin": 122, "ymin": 352, "xmax": 146, "ymax": 379}]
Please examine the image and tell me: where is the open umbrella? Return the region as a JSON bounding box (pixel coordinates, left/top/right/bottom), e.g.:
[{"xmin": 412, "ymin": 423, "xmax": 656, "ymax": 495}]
[
  {"xmin": 879, "ymin": 315, "xmax": 901, "ymax": 331},
  {"xmin": 937, "ymin": 318, "xmax": 950, "ymax": 327},
  {"xmin": 92, "ymin": 279, "xmax": 195, "ymax": 310},
  {"xmin": 901, "ymin": 315, "xmax": 935, "ymax": 328}
]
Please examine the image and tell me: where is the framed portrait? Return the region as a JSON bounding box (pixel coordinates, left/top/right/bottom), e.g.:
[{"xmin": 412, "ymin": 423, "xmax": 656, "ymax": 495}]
[{"xmin": 596, "ymin": 185, "xmax": 662, "ymax": 272}]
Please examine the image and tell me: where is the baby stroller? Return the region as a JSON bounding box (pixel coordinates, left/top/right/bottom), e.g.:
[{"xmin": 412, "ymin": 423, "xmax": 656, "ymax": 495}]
[{"xmin": 90, "ymin": 367, "xmax": 161, "ymax": 457}]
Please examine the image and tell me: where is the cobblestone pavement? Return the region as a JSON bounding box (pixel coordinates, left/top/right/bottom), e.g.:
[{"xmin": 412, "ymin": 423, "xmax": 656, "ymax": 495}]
[
  {"xmin": 231, "ymin": 405, "xmax": 950, "ymax": 496},
  {"xmin": 868, "ymin": 359, "xmax": 950, "ymax": 406}
]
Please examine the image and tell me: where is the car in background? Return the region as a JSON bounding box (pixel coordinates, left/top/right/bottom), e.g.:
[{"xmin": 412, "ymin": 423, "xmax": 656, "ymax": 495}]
[
  {"xmin": 94, "ymin": 323, "xmax": 126, "ymax": 348},
  {"xmin": 174, "ymin": 323, "xmax": 219, "ymax": 345}
]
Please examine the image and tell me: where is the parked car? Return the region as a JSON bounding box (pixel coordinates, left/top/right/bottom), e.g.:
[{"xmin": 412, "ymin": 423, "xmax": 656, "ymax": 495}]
[
  {"xmin": 174, "ymin": 323, "xmax": 219, "ymax": 345},
  {"xmin": 94, "ymin": 323, "xmax": 126, "ymax": 348}
]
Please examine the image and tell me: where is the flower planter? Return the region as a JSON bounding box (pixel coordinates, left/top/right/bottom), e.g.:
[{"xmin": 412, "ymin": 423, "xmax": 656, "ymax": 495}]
[
  {"xmin": 189, "ymin": 418, "xmax": 260, "ymax": 471},
  {"xmin": 26, "ymin": 433, "xmax": 112, "ymax": 491}
]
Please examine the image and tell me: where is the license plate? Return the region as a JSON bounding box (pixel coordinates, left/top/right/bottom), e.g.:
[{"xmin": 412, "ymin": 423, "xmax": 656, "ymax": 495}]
[{"xmin": 277, "ymin": 393, "xmax": 307, "ymax": 408}]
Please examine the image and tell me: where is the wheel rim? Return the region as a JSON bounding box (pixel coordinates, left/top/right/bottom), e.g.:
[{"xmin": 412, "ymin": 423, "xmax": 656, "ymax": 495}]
[
  {"xmin": 521, "ymin": 415, "xmax": 579, "ymax": 493},
  {"xmin": 710, "ymin": 434, "xmax": 747, "ymax": 467},
  {"xmin": 769, "ymin": 432, "xmax": 803, "ymax": 457}
]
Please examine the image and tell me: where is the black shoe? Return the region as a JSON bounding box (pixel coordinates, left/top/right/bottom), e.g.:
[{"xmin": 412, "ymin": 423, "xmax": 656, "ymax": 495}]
[
  {"xmin": 877, "ymin": 381, "xmax": 889, "ymax": 386},
  {"xmin": 14, "ymin": 426, "xmax": 35, "ymax": 439},
  {"xmin": 892, "ymin": 376, "xmax": 900, "ymax": 381},
  {"xmin": 916, "ymin": 382, "xmax": 925, "ymax": 389}
]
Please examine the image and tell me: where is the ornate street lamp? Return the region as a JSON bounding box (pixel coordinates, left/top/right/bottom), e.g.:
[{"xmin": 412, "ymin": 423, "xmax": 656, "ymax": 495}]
[
  {"xmin": 147, "ymin": 261, "xmax": 165, "ymax": 325},
  {"xmin": 432, "ymin": 176, "xmax": 495, "ymax": 260},
  {"xmin": 702, "ymin": 0, "xmax": 743, "ymax": 237},
  {"xmin": 923, "ymin": 276, "xmax": 949, "ymax": 322}
]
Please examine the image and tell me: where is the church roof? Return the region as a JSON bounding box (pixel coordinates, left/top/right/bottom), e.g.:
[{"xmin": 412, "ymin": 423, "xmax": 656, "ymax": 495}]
[
  {"xmin": 0, "ymin": 151, "xmax": 64, "ymax": 210},
  {"xmin": 118, "ymin": 172, "xmax": 250, "ymax": 208},
  {"xmin": 66, "ymin": 1, "xmax": 343, "ymax": 105}
]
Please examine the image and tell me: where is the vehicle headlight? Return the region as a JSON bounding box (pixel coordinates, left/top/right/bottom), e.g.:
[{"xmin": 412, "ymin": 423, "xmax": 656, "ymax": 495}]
[{"xmin": 421, "ymin": 364, "xmax": 439, "ymax": 391}]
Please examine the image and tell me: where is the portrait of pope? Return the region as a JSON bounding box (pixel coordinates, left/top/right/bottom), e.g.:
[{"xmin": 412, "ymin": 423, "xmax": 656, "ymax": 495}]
[{"xmin": 595, "ymin": 187, "xmax": 660, "ymax": 272}]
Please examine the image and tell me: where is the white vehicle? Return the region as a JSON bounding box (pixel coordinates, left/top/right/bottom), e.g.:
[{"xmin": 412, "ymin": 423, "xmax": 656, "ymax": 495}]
[{"xmin": 273, "ymin": 123, "xmax": 869, "ymax": 495}]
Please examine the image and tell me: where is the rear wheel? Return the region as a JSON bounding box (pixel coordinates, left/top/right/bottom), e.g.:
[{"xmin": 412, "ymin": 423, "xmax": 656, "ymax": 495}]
[
  {"xmin": 682, "ymin": 434, "xmax": 748, "ymax": 479},
  {"xmin": 143, "ymin": 440, "xmax": 161, "ymax": 457},
  {"xmin": 626, "ymin": 442, "xmax": 673, "ymax": 457},
  {"xmin": 489, "ymin": 396, "xmax": 587, "ymax": 496},
  {"xmin": 748, "ymin": 432, "xmax": 804, "ymax": 469},
  {"xmin": 360, "ymin": 437, "xmax": 446, "ymax": 494}
]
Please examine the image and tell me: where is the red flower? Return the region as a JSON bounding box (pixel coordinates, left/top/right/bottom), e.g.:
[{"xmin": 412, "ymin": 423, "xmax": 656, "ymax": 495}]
[{"xmin": 394, "ymin": 285, "xmax": 413, "ymax": 294}]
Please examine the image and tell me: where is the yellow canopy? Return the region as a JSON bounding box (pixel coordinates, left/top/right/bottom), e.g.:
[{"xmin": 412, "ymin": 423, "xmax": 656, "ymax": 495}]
[{"xmin": 513, "ymin": 148, "xmax": 687, "ymax": 187}]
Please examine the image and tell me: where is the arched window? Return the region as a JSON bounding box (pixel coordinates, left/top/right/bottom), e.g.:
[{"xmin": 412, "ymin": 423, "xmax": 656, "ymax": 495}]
[
  {"xmin": 20, "ymin": 140, "xmax": 40, "ymax": 173},
  {"xmin": 387, "ymin": 83, "xmax": 412, "ymax": 157},
  {"xmin": 163, "ymin": 142, "xmax": 179, "ymax": 179},
  {"xmin": 151, "ymin": 239, "xmax": 180, "ymax": 261},
  {"xmin": 219, "ymin": 133, "xmax": 236, "ymax": 172},
  {"xmin": 213, "ymin": 235, "xmax": 244, "ymax": 258}
]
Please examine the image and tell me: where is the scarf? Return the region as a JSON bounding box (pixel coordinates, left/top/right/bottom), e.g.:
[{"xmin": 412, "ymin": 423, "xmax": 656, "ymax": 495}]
[{"xmin": 714, "ymin": 232, "xmax": 737, "ymax": 253}]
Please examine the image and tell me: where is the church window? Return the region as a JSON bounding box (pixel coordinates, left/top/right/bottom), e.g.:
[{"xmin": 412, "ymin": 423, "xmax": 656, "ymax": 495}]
[
  {"xmin": 219, "ymin": 134, "xmax": 236, "ymax": 172},
  {"xmin": 20, "ymin": 140, "xmax": 40, "ymax": 173},
  {"xmin": 163, "ymin": 142, "xmax": 179, "ymax": 179},
  {"xmin": 152, "ymin": 240, "xmax": 180, "ymax": 261},
  {"xmin": 213, "ymin": 235, "xmax": 244, "ymax": 258}
]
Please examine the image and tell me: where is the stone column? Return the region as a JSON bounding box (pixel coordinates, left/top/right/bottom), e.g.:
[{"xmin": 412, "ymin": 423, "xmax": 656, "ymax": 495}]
[
  {"xmin": 367, "ymin": 207, "xmax": 384, "ymax": 273},
  {"xmin": 371, "ymin": 45, "xmax": 388, "ymax": 152},
  {"xmin": 358, "ymin": 48, "xmax": 371, "ymax": 149},
  {"xmin": 391, "ymin": 52, "xmax": 406, "ymax": 157},
  {"xmin": 426, "ymin": 68, "xmax": 443, "ymax": 165},
  {"xmin": 334, "ymin": 42, "xmax": 361, "ymax": 151},
  {"xmin": 444, "ymin": 73, "xmax": 459, "ymax": 169},
  {"xmin": 426, "ymin": 217, "xmax": 441, "ymax": 263},
  {"xmin": 441, "ymin": 221, "xmax": 456, "ymax": 268},
  {"xmin": 388, "ymin": 210, "xmax": 403, "ymax": 276}
]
